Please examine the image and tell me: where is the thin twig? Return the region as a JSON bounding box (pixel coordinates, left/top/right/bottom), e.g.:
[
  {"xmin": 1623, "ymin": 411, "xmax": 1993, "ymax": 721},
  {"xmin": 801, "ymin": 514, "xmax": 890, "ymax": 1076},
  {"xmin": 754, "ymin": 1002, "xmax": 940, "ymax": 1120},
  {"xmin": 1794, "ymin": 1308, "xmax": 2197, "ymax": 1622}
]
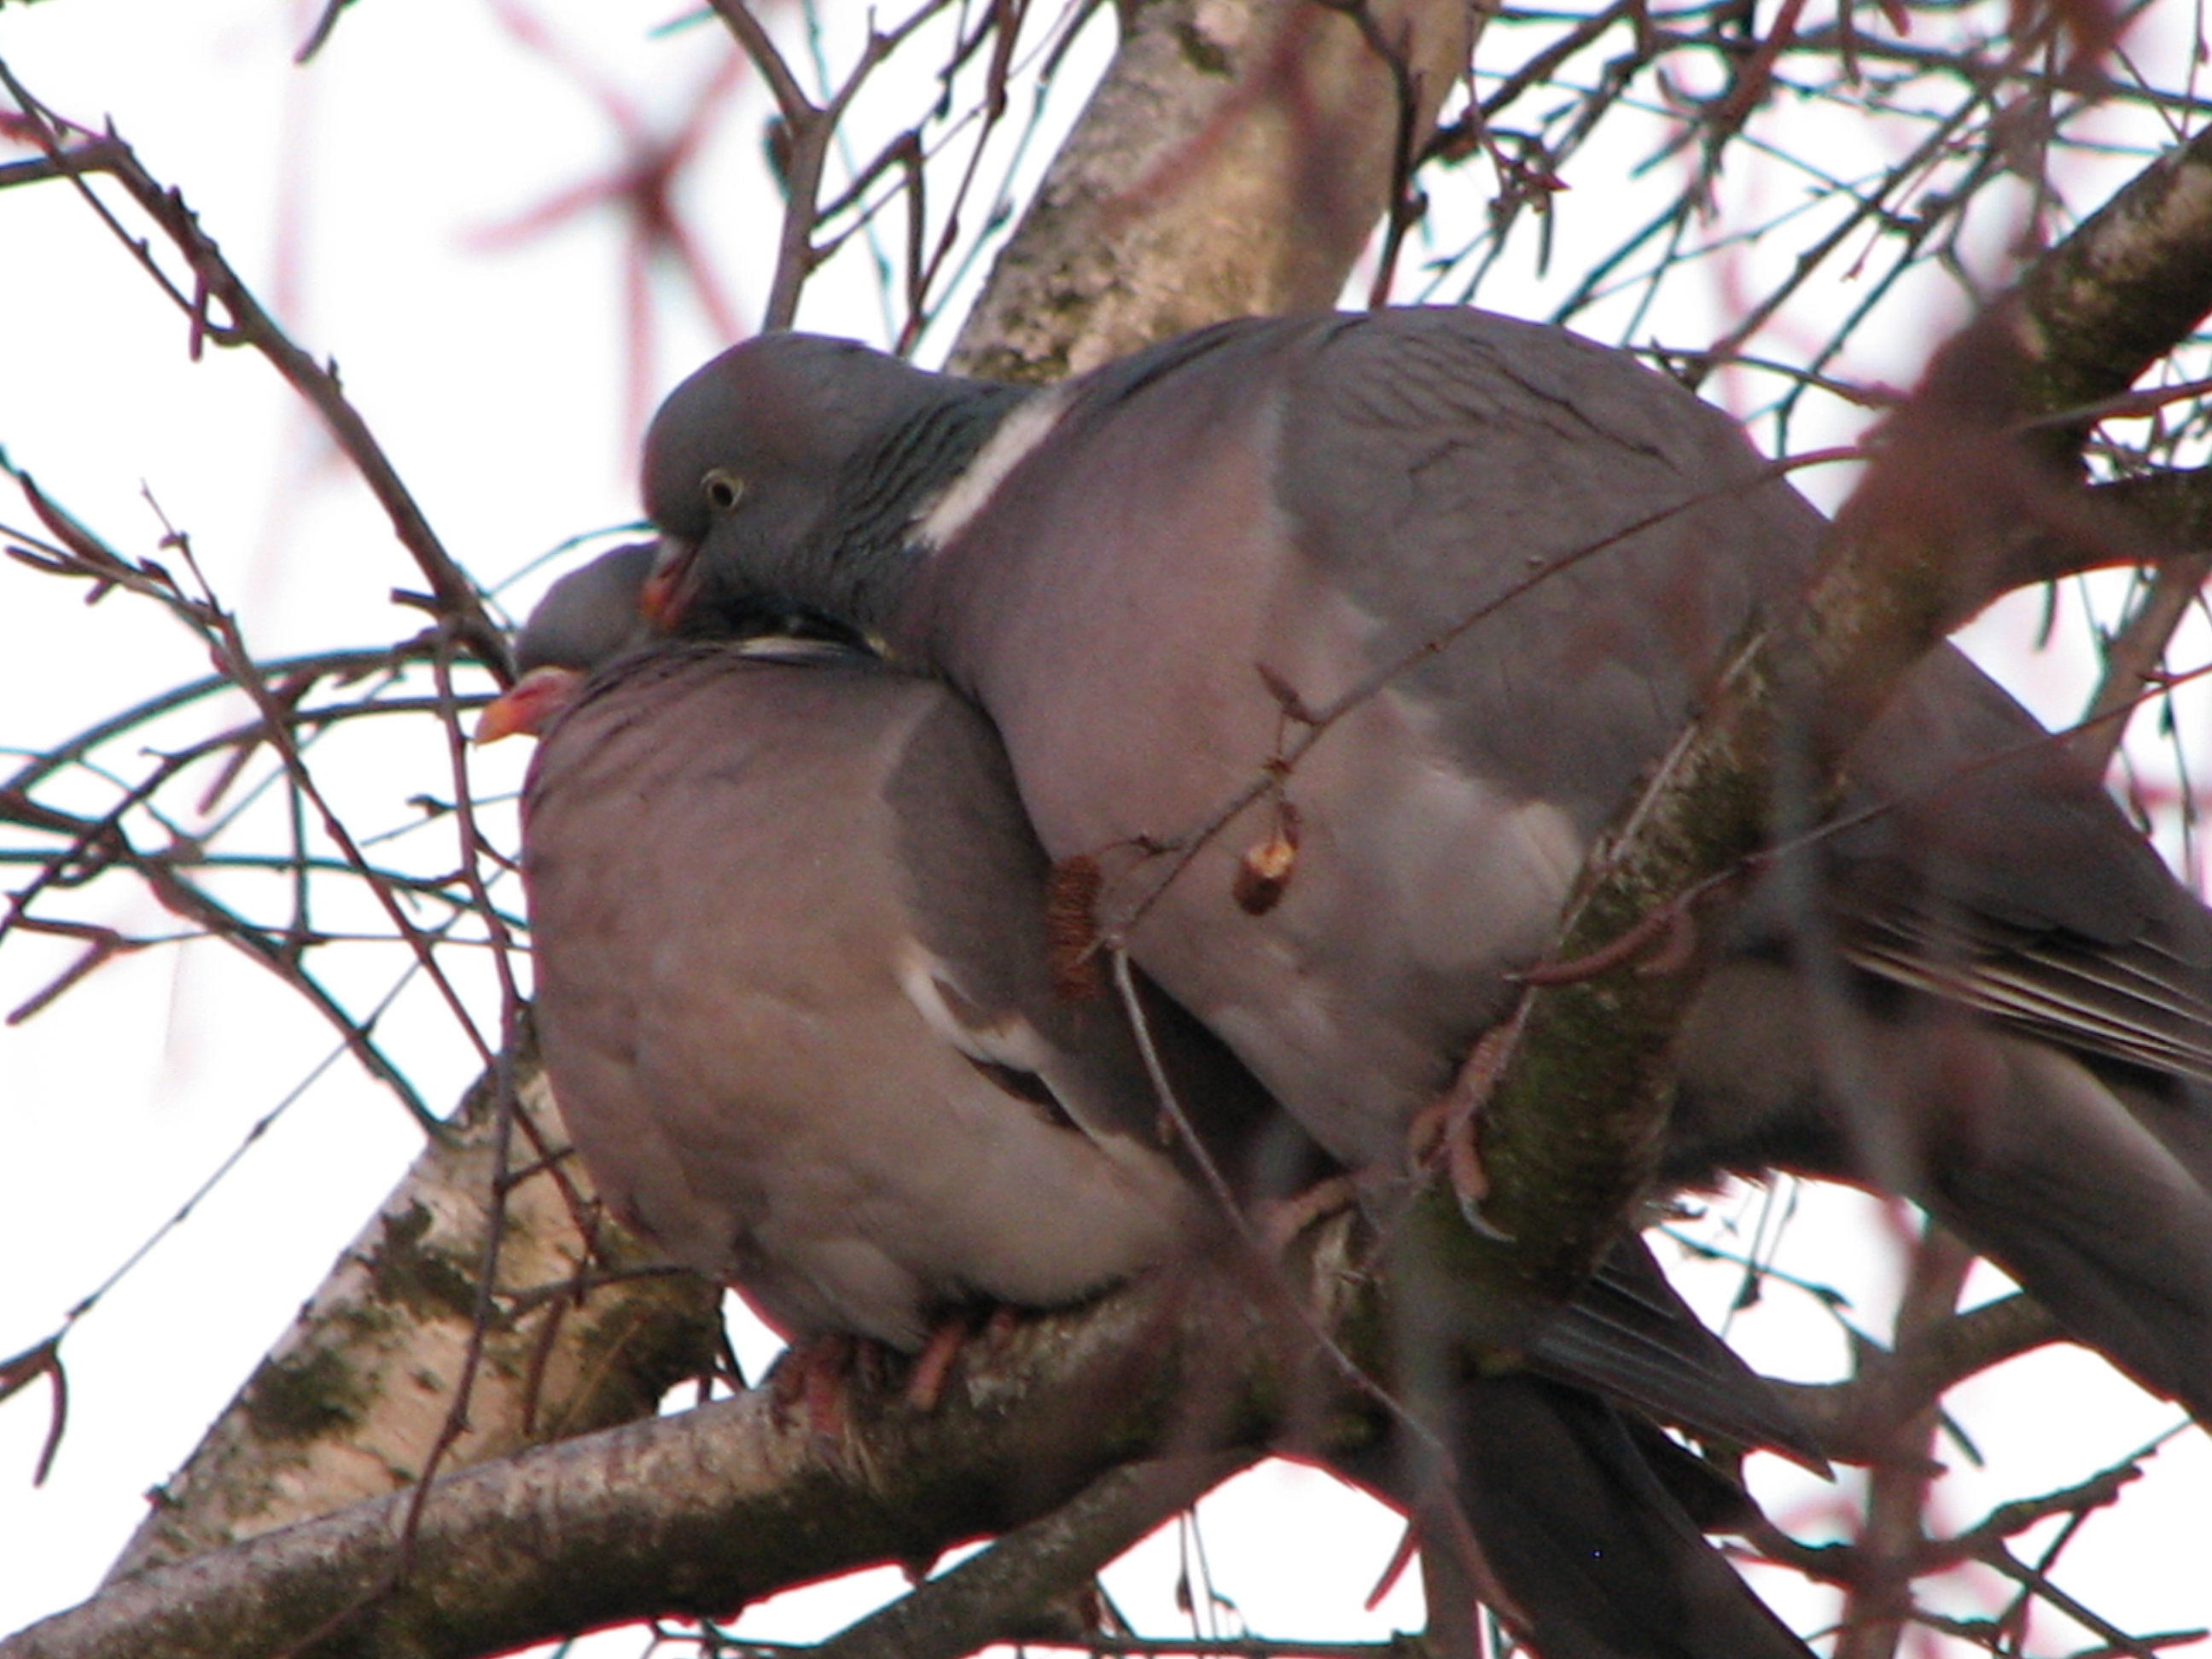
[{"xmin": 0, "ymin": 62, "xmax": 509, "ymax": 676}]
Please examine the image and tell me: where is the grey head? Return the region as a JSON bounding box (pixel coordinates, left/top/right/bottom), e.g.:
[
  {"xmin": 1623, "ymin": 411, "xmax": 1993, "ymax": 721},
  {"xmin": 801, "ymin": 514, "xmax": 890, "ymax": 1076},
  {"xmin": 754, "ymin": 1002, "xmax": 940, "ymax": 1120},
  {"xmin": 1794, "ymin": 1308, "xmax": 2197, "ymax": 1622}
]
[
  {"xmin": 642, "ymin": 332, "xmax": 1030, "ymax": 637},
  {"xmin": 482, "ymin": 541, "xmax": 867, "ymax": 744},
  {"xmin": 474, "ymin": 544, "xmax": 664, "ymax": 744},
  {"xmin": 519, "ymin": 540, "xmax": 875, "ymax": 676},
  {"xmin": 513, "ymin": 543, "xmax": 661, "ymax": 676}
]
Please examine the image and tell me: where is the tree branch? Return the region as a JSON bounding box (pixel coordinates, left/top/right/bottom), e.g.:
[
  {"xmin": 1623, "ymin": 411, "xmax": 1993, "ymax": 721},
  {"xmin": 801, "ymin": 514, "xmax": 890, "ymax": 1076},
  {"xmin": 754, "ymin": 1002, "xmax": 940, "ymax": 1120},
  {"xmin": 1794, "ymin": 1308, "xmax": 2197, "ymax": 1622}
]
[
  {"xmin": 948, "ymin": 0, "xmax": 1476, "ymax": 381},
  {"xmin": 103, "ymin": 1047, "xmax": 718, "ymax": 1581},
  {"xmin": 1765, "ymin": 1294, "xmax": 2066, "ymax": 1467},
  {"xmin": 815, "ymin": 1453, "xmax": 1251, "ymax": 1659},
  {"xmin": 1999, "ymin": 463, "xmax": 2212, "ymax": 591},
  {"xmin": 0, "ymin": 66, "xmax": 510, "ymax": 678},
  {"xmin": 4, "ymin": 1246, "xmax": 1355, "ymax": 1659},
  {"xmin": 1835, "ymin": 1228, "xmax": 1976, "ymax": 1659},
  {"xmin": 1455, "ymin": 119, "xmax": 2212, "ymax": 1317},
  {"xmin": 2012, "ymin": 125, "xmax": 2212, "ymax": 435}
]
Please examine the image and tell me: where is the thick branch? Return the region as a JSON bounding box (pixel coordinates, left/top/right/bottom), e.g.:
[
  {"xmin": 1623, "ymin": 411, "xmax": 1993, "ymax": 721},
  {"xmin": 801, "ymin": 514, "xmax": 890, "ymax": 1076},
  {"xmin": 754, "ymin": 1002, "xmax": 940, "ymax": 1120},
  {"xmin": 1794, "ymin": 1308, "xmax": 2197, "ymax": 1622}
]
[
  {"xmin": 1462, "ymin": 124, "xmax": 2212, "ymax": 1311},
  {"xmin": 948, "ymin": 0, "xmax": 1477, "ymax": 381},
  {"xmin": 5, "ymin": 1249, "xmax": 1353, "ymax": 1659},
  {"xmin": 104, "ymin": 1044, "xmax": 717, "ymax": 1580},
  {"xmin": 815, "ymin": 1453, "xmax": 1250, "ymax": 1659},
  {"xmin": 2012, "ymin": 123, "xmax": 2212, "ymax": 432}
]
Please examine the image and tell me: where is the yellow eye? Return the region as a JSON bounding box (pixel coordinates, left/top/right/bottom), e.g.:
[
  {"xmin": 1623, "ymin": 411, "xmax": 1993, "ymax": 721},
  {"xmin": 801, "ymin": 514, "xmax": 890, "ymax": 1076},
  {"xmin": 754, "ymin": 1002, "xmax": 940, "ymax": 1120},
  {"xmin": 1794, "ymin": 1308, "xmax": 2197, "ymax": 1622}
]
[{"xmin": 702, "ymin": 469, "xmax": 745, "ymax": 511}]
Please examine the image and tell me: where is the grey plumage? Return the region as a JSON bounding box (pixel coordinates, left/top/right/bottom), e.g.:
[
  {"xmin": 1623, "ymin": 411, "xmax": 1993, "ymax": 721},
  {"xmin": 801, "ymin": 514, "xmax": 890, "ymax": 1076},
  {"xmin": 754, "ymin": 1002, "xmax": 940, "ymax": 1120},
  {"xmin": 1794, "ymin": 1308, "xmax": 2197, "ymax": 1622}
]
[
  {"xmin": 504, "ymin": 548, "xmax": 1820, "ymax": 1659},
  {"xmin": 512, "ymin": 542, "xmax": 659, "ymax": 676},
  {"xmin": 643, "ymin": 307, "xmax": 2212, "ymax": 1423},
  {"xmin": 521, "ymin": 637, "xmax": 1210, "ymax": 1346}
]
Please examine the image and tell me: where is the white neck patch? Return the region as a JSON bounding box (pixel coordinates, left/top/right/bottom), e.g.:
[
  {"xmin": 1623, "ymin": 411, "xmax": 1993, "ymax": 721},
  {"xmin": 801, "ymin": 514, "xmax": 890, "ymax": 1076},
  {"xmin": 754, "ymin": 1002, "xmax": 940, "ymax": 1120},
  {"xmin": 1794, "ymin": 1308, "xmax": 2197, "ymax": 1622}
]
[{"xmin": 911, "ymin": 386, "xmax": 1071, "ymax": 554}]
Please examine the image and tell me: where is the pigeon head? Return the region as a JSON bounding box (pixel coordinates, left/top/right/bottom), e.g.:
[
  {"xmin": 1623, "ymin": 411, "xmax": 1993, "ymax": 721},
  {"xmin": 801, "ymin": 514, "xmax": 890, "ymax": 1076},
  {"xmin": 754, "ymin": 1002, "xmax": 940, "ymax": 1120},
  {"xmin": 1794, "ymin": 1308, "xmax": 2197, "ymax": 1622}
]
[
  {"xmin": 514, "ymin": 543, "xmax": 660, "ymax": 677},
  {"xmin": 475, "ymin": 544, "xmax": 659, "ymax": 742},
  {"xmin": 476, "ymin": 538, "xmax": 882, "ymax": 743},
  {"xmin": 642, "ymin": 332, "xmax": 1030, "ymax": 642}
]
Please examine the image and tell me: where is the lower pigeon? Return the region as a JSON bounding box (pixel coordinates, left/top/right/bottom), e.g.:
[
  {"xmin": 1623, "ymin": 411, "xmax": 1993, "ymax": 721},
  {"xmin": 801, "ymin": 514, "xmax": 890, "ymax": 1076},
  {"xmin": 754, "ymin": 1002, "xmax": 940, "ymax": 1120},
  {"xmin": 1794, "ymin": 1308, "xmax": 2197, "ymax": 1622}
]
[{"xmin": 489, "ymin": 549, "xmax": 1822, "ymax": 1659}]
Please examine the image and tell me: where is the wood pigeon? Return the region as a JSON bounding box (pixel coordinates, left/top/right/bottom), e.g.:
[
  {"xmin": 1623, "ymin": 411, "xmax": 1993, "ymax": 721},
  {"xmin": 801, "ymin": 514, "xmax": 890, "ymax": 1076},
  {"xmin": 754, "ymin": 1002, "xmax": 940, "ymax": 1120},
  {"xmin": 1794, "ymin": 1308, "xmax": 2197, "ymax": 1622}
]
[
  {"xmin": 492, "ymin": 549, "xmax": 1825, "ymax": 1659},
  {"xmin": 640, "ymin": 307, "xmax": 2212, "ymax": 1424}
]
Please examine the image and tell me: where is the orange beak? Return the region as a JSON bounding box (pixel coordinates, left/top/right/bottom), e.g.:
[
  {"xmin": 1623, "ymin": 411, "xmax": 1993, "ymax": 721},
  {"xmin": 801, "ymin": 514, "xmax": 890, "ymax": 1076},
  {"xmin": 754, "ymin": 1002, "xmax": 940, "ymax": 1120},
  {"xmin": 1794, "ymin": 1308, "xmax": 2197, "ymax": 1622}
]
[
  {"xmin": 639, "ymin": 540, "xmax": 696, "ymax": 630},
  {"xmin": 474, "ymin": 667, "xmax": 584, "ymax": 743}
]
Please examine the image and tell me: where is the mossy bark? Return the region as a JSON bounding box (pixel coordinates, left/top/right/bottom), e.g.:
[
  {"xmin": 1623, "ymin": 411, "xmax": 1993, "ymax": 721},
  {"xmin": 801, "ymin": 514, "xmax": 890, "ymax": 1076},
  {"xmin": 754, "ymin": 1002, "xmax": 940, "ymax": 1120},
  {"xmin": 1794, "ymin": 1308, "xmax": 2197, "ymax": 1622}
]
[{"xmin": 105, "ymin": 1045, "xmax": 716, "ymax": 1580}]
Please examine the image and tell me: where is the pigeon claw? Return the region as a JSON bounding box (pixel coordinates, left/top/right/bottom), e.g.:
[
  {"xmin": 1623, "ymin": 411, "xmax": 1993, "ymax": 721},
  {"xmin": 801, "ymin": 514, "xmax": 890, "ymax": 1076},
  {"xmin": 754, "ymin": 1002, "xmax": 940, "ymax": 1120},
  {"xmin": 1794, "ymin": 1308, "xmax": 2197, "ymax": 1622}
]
[
  {"xmin": 1409, "ymin": 1022, "xmax": 1519, "ymax": 1212},
  {"xmin": 770, "ymin": 1332, "xmax": 858, "ymax": 1441},
  {"xmin": 904, "ymin": 1315, "xmax": 975, "ymax": 1411},
  {"xmin": 1256, "ymin": 1173, "xmax": 1360, "ymax": 1251}
]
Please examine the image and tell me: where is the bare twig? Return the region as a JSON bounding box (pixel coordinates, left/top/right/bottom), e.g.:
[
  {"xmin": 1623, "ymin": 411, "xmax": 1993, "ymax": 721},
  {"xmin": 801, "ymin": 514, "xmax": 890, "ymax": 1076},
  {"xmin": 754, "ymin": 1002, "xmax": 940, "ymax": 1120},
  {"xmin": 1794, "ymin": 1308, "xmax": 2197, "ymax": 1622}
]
[
  {"xmin": 1834, "ymin": 1228, "xmax": 1975, "ymax": 1659},
  {"xmin": 708, "ymin": 0, "xmax": 961, "ymax": 332},
  {"xmin": 815, "ymin": 1455, "xmax": 1248, "ymax": 1659},
  {"xmin": 0, "ymin": 63, "xmax": 509, "ymax": 677}
]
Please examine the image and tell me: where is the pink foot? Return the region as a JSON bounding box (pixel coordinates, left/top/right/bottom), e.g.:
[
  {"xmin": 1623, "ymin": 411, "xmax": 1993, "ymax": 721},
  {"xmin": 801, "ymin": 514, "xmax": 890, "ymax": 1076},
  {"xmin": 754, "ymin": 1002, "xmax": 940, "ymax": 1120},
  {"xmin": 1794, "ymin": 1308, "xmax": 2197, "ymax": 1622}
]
[{"xmin": 905, "ymin": 1315, "xmax": 973, "ymax": 1411}]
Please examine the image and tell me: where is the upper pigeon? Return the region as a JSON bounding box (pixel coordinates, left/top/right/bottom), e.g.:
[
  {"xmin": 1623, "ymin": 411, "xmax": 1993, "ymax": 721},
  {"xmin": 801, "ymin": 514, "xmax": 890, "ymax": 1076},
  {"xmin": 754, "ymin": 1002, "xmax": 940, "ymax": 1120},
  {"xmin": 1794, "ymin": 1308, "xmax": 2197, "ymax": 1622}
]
[{"xmin": 639, "ymin": 307, "xmax": 2212, "ymax": 1423}]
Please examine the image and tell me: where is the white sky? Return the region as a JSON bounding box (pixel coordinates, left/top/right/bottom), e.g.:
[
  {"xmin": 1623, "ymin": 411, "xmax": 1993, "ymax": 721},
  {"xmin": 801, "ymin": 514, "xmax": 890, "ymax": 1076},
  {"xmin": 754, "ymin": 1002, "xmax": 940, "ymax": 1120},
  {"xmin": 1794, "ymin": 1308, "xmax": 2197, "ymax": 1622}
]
[{"xmin": 0, "ymin": 0, "xmax": 2206, "ymax": 1653}]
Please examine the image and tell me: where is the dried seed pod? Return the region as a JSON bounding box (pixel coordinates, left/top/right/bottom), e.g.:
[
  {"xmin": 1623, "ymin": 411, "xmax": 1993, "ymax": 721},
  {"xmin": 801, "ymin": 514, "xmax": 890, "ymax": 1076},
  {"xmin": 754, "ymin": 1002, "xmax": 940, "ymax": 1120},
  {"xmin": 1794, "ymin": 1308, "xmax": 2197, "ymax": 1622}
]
[
  {"xmin": 1232, "ymin": 801, "xmax": 1301, "ymax": 916},
  {"xmin": 1045, "ymin": 853, "xmax": 1103, "ymax": 1000}
]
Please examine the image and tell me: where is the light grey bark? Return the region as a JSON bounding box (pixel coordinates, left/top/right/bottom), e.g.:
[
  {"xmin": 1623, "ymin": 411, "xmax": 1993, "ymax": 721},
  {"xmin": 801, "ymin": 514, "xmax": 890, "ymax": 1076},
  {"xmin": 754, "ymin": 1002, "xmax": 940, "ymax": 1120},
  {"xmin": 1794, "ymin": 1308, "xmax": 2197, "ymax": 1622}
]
[
  {"xmin": 6, "ymin": 1226, "xmax": 1365, "ymax": 1659},
  {"xmin": 951, "ymin": 0, "xmax": 1481, "ymax": 381},
  {"xmin": 106, "ymin": 1047, "xmax": 716, "ymax": 1580}
]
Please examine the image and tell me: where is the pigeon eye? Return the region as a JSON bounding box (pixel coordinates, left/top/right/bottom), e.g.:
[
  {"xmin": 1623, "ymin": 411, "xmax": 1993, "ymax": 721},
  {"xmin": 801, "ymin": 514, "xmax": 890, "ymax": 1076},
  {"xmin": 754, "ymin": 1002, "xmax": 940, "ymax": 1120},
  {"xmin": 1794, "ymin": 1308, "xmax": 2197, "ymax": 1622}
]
[{"xmin": 701, "ymin": 469, "xmax": 746, "ymax": 512}]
